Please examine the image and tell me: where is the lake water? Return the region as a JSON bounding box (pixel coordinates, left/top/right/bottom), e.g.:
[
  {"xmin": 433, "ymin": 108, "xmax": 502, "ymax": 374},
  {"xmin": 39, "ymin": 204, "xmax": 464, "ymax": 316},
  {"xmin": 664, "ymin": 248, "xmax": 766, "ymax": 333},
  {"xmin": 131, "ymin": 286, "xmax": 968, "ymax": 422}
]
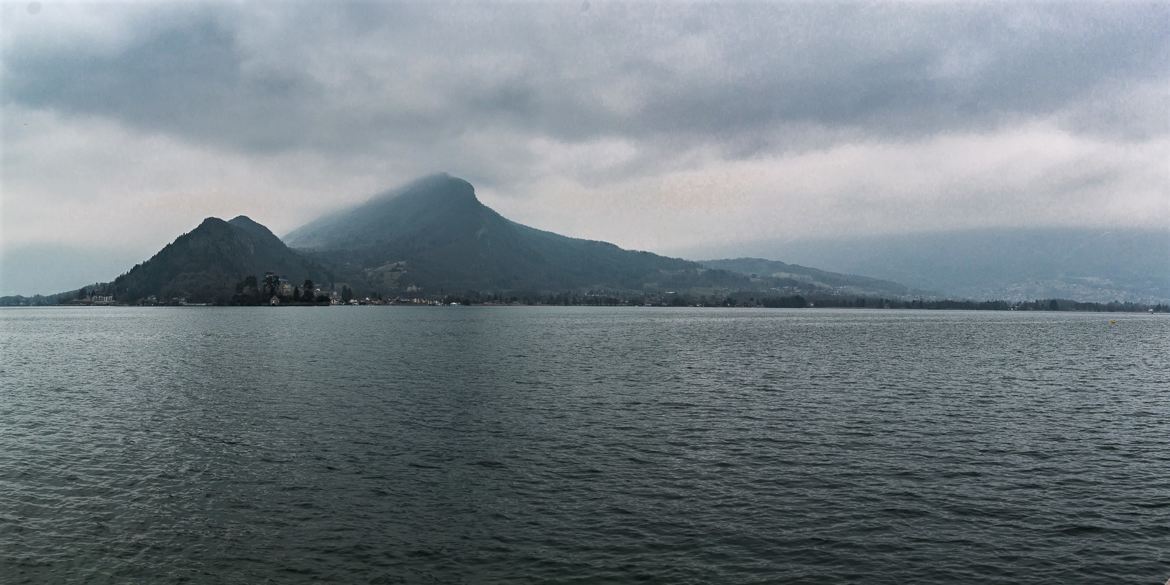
[{"xmin": 1, "ymin": 307, "xmax": 1167, "ymax": 584}]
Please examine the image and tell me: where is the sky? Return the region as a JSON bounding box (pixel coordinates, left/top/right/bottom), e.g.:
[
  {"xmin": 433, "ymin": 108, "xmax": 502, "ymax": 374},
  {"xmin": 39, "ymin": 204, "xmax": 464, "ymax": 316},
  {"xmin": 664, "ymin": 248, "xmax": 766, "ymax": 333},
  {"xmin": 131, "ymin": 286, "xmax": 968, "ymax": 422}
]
[{"xmin": 1, "ymin": 1, "xmax": 1168, "ymax": 294}]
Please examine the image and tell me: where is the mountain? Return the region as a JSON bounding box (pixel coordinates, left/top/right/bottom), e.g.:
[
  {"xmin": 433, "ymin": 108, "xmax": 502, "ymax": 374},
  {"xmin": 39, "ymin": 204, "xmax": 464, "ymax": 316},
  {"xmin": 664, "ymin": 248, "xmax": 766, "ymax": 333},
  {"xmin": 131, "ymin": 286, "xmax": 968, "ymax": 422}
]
[
  {"xmin": 112, "ymin": 215, "xmax": 330, "ymax": 303},
  {"xmin": 686, "ymin": 228, "xmax": 1170, "ymax": 303},
  {"xmin": 0, "ymin": 173, "xmax": 920, "ymax": 305},
  {"xmin": 701, "ymin": 258, "xmax": 921, "ymax": 298},
  {"xmin": 286, "ymin": 173, "xmax": 766, "ymax": 295}
]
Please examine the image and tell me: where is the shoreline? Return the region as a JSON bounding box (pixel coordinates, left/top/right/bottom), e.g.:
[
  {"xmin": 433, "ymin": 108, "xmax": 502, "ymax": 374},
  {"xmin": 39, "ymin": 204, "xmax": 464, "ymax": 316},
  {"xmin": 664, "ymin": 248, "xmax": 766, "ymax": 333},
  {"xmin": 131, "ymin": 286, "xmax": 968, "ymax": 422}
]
[{"xmin": 2, "ymin": 303, "xmax": 1165, "ymax": 315}]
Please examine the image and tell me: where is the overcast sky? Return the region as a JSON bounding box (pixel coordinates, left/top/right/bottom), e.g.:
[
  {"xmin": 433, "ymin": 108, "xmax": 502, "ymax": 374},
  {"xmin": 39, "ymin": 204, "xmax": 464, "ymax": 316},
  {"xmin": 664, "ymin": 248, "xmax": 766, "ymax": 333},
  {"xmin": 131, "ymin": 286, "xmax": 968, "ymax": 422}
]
[{"xmin": 1, "ymin": 1, "xmax": 1168, "ymax": 293}]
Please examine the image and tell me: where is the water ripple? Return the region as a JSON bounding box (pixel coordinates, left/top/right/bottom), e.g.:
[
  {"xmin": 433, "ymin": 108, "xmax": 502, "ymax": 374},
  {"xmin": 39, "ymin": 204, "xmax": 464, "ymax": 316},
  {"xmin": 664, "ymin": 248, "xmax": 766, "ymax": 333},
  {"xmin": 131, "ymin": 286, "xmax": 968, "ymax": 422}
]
[{"xmin": 0, "ymin": 307, "xmax": 1167, "ymax": 584}]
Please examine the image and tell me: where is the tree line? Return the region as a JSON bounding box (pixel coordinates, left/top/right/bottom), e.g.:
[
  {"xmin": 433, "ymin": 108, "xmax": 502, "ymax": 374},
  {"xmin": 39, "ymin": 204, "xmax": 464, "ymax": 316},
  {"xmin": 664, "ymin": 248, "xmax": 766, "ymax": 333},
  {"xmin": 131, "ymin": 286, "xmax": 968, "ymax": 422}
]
[
  {"xmin": 231, "ymin": 275, "xmax": 334, "ymax": 305},
  {"xmin": 3, "ymin": 284, "xmax": 1168, "ymax": 313},
  {"xmin": 422, "ymin": 290, "xmax": 1170, "ymax": 312}
]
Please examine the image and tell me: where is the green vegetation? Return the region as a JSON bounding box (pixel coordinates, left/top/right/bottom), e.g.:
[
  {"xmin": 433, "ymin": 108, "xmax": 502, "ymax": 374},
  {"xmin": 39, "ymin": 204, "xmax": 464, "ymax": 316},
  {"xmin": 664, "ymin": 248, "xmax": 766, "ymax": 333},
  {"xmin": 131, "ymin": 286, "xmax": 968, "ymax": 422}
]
[
  {"xmin": 109, "ymin": 216, "xmax": 331, "ymax": 304},
  {"xmin": 229, "ymin": 274, "xmax": 329, "ymax": 306}
]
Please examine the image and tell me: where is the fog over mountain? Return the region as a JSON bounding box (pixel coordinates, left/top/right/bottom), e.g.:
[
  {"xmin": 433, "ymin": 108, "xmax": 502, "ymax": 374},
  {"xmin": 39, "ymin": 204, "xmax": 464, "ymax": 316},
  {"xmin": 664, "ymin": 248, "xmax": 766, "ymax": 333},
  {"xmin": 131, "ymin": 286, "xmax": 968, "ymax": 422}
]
[
  {"xmin": 1, "ymin": 3, "xmax": 1167, "ymax": 298},
  {"xmin": 683, "ymin": 229, "xmax": 1170, "ymax": 303},
  {"xmin": 9, "ymin": 174, "xmax": 942, "ymax": 304},
  {"xmin": 284, "ymin": 174, "xmax": 752, "ymax": 294},
  {"xmin": 699, "ymin": 258, "xmax": 919, "ymax": 299}
]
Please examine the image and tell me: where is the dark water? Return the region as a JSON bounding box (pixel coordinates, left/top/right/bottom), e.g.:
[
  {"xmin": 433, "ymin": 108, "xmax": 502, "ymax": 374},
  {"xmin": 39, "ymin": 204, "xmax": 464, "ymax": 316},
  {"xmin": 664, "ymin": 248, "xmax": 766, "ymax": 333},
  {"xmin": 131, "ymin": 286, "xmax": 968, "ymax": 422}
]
[{"xmin": 1, "ymin": 307, "xmax": 1167, "ymax": 584}]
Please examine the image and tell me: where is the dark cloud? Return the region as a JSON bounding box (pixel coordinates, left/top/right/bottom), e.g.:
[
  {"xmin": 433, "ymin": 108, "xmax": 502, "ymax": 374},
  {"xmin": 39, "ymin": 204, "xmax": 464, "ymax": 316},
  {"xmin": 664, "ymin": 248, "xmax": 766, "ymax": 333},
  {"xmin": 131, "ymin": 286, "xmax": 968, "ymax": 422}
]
[
  {"xmin": 4, "ymin": 10, "xmax": 322, "ymax": 152},
  {"xmin": 0, "ymin": 1, "xmax": 1166, "ymax": 267},
  {"xmin": 4, "ymin": 3, "xmax": 1166, "ymax": 160}
]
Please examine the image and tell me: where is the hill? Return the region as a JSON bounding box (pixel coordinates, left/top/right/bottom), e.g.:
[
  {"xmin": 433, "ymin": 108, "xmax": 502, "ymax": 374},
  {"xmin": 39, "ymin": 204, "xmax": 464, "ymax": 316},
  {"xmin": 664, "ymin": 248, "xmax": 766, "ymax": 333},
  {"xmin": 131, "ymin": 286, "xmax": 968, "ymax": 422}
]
[
  {"xmin": 111, "ymin": 215, "xmax": 330, "ymax": 303},
  {"xmin": 688, "ymin": 228, "xmax": 1170, "ymax": 303},
  {"xmin": 700, "ymin": 258, "xmax": 921, "ymax": 298},
  {"xmin": 285, "ymin": 173, "xmax": 766, "ymax": 295}
]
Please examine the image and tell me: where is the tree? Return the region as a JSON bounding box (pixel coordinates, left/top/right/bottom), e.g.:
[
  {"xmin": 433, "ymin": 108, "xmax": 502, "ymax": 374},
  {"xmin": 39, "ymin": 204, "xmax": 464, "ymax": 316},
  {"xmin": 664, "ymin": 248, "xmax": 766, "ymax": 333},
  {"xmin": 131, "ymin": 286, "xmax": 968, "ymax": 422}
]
[
  {"xmin": 341, "ymin": 285, "xmax": 353, "ymax": 303},
  {"xmin": 262, "ymin": 272, "xmax": 279, "ymax": 298},
  {"xmin": 231, "ymin": 276, "xmax": 262, "ymax": 305},
  {"xmin": 303, "ymin": 279, "xmax": 315, "ymax": 300},
  {"xmin": 293, "ymin": 287, "xmax": 302, "ymax": 302}
]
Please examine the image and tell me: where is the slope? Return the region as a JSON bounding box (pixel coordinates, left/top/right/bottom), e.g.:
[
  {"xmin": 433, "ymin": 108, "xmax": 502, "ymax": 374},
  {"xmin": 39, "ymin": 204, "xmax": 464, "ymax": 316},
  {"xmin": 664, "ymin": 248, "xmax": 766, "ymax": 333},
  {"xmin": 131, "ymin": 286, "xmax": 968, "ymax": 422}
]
[
  {"xmin": 701, "ymin": 258, "xmax": 919, "ymax": 298},
  {"xmin": 285, "ymin": 174, "xmax": 755, "ymax": 294},
  {"xmin": 112, "ymin": 215, "xmax": 330, "ymax": 303},
  {"xmin": 695, "ymin": 228, "xmax": 1170, "ymax": 303}
]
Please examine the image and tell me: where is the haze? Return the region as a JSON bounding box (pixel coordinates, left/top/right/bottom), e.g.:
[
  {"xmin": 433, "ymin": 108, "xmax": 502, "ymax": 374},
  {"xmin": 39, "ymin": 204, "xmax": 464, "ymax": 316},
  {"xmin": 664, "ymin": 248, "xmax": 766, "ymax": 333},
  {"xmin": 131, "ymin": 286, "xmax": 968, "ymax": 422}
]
[{"xmin": 1, "ymin": 1, "xmax": 1168, "ymax": 295}]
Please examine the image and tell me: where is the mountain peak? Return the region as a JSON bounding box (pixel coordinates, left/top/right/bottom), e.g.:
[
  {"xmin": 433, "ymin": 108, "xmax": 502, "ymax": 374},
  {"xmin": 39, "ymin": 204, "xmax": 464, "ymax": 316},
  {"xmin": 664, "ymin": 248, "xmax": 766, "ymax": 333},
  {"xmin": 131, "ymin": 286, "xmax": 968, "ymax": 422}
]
[
  {"xmin": 284, "ymin": 173, "xmax": 485, "ymax": 250},
  {"xmin": 228, "ymin": 215, "xmax": 260, "ymax": 226},
  {"xmin": 282, "ymin": 173, "xmax": 731, "ymax": 293},
  {"xmin": 190, "ymin": 217, "xmax": 237, "ymax": 238},
  {"xmin": 376, "ymin": 172, "xmax": 478, "ymax": 205},
  {"xmin": 228, "ymin": 215, "xmax": 279, "ymax": 240}
]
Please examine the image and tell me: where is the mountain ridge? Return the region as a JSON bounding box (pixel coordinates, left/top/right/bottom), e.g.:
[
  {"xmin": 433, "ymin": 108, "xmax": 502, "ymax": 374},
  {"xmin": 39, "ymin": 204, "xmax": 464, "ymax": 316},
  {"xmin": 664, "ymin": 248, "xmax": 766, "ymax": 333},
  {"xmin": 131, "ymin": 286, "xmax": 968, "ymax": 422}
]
[
  {"xmin": 685, "ymin": 228, "xmax": 1170, "ymax": 303},
  {"xmin": 285, "ymin": 173, "xmax": 767, "ymax": 294},
  {"xmin": 700, "ymin": 257, "xmax": 925, "ymax": 298},
  {"xmin": 2, "ymin": 174, "xmax": 976, "ymax": 304}
]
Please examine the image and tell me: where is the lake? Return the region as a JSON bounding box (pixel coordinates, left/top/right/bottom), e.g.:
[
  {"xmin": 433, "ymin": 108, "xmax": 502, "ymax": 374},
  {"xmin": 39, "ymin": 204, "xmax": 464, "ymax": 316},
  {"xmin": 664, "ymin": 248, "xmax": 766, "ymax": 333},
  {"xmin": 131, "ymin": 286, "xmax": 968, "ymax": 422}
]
[{"xmin": 1, "ymin": 307, "xmax": 1167, "ymax": 583}]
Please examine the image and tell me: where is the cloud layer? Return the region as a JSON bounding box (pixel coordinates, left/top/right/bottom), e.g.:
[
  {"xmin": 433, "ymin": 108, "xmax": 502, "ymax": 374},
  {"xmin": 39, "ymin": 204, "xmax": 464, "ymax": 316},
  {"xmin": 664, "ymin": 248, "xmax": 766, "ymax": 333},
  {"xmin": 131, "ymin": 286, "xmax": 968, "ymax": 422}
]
[{"xmin": 2, "ymin": 1, "xmax": 1167, "ymax": 270}]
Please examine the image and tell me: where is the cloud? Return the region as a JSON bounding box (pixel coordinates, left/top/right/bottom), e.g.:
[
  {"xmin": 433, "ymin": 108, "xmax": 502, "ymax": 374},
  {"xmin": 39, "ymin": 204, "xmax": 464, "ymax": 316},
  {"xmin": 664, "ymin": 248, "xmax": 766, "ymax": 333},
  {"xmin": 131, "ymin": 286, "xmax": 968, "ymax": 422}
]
[
  {"xmin": 0, "ymin": 106, "xmax": 405, "ymax": 250},
  {"xmin": 1, "ymin": 1, "xmax": 1167, "ymax": 271},
  {"xmin": 497, "ymin": 122, "xmax": 1169, "ymax": 254}
]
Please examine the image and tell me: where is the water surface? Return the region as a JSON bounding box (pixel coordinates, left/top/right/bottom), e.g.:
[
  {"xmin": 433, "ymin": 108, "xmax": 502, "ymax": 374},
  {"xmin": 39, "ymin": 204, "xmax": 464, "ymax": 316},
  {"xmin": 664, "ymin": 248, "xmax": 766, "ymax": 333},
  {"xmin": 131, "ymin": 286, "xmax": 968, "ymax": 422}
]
[{"xmin": 1, "ymin": 307, "xmax": 1167, "ymax": 583}]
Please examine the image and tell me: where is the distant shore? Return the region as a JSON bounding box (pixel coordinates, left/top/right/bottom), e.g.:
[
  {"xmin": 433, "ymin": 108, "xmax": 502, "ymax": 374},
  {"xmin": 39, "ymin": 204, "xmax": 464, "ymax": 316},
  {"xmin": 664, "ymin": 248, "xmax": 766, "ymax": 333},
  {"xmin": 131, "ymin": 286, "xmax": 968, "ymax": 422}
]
[{"xmin": 2, "ymin": 296, "xmax": 1166, "ymax": 313}]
